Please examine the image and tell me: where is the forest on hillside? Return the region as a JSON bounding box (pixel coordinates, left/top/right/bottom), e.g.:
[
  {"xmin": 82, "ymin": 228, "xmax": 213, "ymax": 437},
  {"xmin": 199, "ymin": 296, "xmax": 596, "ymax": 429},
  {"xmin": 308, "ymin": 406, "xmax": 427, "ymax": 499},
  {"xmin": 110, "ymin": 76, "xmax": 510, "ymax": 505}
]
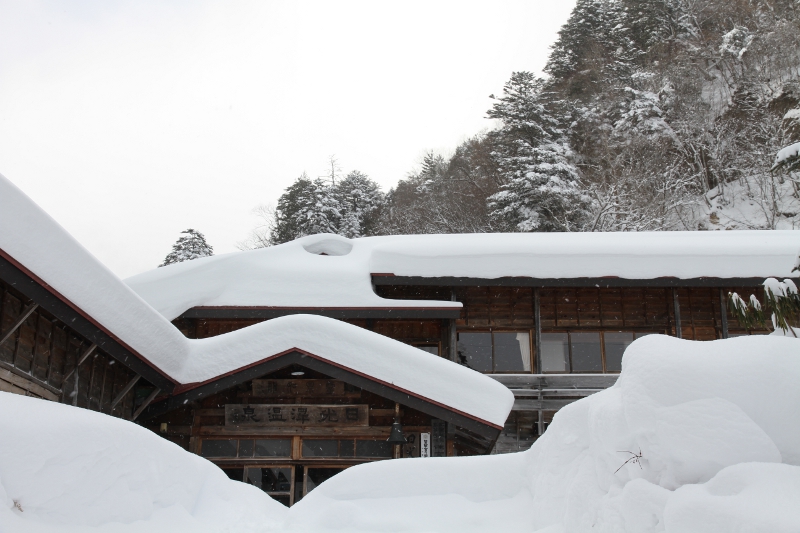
[{"xmin": 241, "ymin": 0, "xmax": 800, "ymax": 248}]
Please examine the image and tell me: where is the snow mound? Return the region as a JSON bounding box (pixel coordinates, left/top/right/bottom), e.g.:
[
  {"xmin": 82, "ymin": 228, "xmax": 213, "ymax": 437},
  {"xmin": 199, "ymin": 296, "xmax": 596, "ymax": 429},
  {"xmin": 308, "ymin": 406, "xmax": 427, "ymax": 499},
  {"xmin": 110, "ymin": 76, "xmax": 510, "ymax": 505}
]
[
  {"xmin": 300, "ymin": 234, "xmax": 354, "ymax": 256},
  {"xmin": 283, "ymin": 335, "xmax": 800, "ymax": 533},
  {"xmin": 0, "ymin": 392, "xmax": 287, "ymax": 533}
]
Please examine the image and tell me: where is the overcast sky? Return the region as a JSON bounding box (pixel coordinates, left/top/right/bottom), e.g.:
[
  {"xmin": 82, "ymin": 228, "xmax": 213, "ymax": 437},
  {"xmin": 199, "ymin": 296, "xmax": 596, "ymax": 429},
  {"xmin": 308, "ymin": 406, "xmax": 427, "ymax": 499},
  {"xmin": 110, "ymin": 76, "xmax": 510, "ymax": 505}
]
[{"xmin": 0, "ymin": 0, "xmax": 575, "ymax": 278}]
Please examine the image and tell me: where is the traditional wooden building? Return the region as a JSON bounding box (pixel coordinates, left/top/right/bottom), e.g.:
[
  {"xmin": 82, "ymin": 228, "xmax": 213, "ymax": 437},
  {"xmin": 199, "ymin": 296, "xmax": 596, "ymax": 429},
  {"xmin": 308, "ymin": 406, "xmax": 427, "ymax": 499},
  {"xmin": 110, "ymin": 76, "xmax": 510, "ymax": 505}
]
[{"xmin": 1, "ymin": 175, "xmax": 797, "ymax": 506}]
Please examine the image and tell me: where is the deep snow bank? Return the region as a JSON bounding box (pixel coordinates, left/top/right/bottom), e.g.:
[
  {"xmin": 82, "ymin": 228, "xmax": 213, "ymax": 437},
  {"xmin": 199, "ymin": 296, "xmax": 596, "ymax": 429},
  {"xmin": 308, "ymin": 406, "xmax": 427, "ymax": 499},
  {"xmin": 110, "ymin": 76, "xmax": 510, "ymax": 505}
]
[
  {"xmin": 284, "ymin": 335, "xmax": 800, "ymax": 533},
  {"xmin": 0, "ymin": 392, "xmax": 286, "ymax": 533}
]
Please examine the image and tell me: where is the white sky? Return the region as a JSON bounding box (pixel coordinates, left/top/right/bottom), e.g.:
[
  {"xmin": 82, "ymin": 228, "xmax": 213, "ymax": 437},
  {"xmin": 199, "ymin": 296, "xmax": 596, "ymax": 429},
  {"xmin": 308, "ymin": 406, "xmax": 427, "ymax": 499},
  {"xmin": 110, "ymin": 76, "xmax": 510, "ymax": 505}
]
[{"xmin": 0, "ymin": 0, "xmax": 575, "ymax": 278}]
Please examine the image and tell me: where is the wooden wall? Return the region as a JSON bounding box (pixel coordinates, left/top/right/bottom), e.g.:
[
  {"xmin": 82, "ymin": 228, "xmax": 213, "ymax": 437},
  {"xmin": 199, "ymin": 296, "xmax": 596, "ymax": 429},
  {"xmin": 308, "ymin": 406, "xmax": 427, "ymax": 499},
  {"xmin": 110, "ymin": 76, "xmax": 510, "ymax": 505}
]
[{"xmin": 0, "ymin": 279, "xmax": 140, "ymax": 417}]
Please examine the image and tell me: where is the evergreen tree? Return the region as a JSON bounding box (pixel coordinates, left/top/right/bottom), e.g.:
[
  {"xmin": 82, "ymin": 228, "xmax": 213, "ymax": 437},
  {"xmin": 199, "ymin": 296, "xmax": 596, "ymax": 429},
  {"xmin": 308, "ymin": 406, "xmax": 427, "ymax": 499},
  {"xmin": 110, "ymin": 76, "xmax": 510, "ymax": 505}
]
[
  {"xmin": 269, "ymin": 174, "xmax": 317, "ymax": 245},
  {"xmin": 297, "ymin": 178, "xmax": 342, "ymax": 236},
  {"xmin": 334, "ymin": 171, "xmax": 385, "ymax": 238},
  {"xmin": 487, "ymin": 72, "xmax": 591, "ymax": 232},
  {"xmin": 159, "ymin": 229, "xmax": 214, "ymax": 267}
]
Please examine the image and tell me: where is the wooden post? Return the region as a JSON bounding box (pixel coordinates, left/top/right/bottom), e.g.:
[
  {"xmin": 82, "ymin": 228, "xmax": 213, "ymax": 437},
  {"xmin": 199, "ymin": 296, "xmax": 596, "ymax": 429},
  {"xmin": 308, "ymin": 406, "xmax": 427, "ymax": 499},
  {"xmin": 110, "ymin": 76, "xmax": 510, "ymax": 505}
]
[
  {"xmin": 393, "ymin": 402, "xmax": 401, "ymax": 459},
  {"xmin": 534, "ymin": 288, "xmax": 542, "ymax": 373},
  {"xmin": 449, "ymin": 288, "xmax": 458, "ymax": 363},
  {"xmin": 719, "ymin": 288, "xmax": 729, "ymax": 339},
  {"xmin": 673, "ymin": 289, "xmax": 682, "ymax": 339},
  {"xmin": 0, "ymin": 302, "xmax": 39, "ymax": 347}
]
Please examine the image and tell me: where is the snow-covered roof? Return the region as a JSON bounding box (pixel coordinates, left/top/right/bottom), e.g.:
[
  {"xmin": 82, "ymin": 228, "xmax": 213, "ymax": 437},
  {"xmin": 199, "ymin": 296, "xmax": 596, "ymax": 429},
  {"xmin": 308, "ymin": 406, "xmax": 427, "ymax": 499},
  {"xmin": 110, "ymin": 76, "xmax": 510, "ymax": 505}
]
[
  {"xmin": 0, "ymin": 174, "xmax": 512, "ymax": 427},
  {"xmin": 125, "ymin": 231, "xmax": 799, "ymax": 320}
]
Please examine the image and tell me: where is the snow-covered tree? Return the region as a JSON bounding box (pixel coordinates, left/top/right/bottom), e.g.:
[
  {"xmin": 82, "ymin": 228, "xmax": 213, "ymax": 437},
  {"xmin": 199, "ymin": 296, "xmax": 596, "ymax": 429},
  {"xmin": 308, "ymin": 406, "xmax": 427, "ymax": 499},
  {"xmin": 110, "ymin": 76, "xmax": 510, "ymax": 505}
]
[
  {"xmin": 487, "ymin": 72, "xmax": 591, "ymax": 232},
  {"xmin": 159, "ymin": 229, "xmax": 214, "ymax": 267},
  {"xmin": 334, "ymin": 171, "xmax": 385, "ymax": 238}
]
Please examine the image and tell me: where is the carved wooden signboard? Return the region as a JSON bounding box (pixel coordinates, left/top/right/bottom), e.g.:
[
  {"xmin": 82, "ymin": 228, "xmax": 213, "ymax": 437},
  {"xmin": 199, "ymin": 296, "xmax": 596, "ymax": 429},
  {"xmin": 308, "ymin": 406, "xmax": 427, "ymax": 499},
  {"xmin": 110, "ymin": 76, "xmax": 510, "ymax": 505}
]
[
  {"xmin": 225, "ymin": 404, "xmax": 369, "ymax": 427},
  {"xmin": 252, "ymin": 379, "xmax": 361, "ymax": 398}
]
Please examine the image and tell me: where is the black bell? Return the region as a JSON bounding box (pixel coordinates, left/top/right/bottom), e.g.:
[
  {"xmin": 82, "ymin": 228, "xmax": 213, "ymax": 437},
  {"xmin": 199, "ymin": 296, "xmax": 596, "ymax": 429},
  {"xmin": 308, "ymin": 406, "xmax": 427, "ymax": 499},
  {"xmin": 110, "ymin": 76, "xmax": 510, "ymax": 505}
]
[{"xmin": 386, "ymin": 419, "xmax": 407, "ymax": 444}]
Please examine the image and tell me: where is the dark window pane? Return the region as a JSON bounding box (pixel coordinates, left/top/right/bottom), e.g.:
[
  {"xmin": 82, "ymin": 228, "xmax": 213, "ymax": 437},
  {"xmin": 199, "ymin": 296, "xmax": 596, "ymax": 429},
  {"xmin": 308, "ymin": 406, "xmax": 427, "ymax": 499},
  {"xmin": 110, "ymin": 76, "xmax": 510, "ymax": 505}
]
[
  {"xmin": 604, "ymin": 332, "xmax": 634, "ymax": 372},
  {"xmin": 493, "ymin": 332, "xmax": 531, "ymax": 372},
  {"xmin": 339, "ymin": 439, "xmax": 354, "ymax": 457},
  {"xmin": 540, "ymin": 333, "xmax": 569, "ymax": 372},
  {"xmin": 635, "ymin": 332, "xmax": 655, "ymax": 339},
  {"xmin": 254, "ymin": 439, "xmax": 292, "ymax": 457},
  {"xmin": 416, "ymin": 345, "xmax": 439, "ymax": 356},
  {"xmin": 306, "ymin": 468, "xmax": 346, "ymax": 493},
  {"xmin": 221, "ymin": 467, "xmax": 244, "ymax": 482},
  {"xmin": 238, "ymin": 439, "xmax": 254, "ymax": 457},
  {"xmin": 246, "ymin": 467, "xmax": 292, "ymax": 493},
  {"xmin": 200, "ymin": 439, "xmax": 237, "ymax": 457},
  {"xmin": 571, "ymin": 332, "xmax": 602, "ymax": 372},
  {"xmin": 302, "ymin": 439, "xmax": 338, "ymax": 457},
  {"xmin": 355, "ymin": 439, "xmax": 393, "ymax": 458},
  {"xmin": 457, "ymin": 332, "xmax": 492, "ymax": 372},
  {"xmin": 271, "ymin": 494, "xmax": 290, "ymax": 507}
]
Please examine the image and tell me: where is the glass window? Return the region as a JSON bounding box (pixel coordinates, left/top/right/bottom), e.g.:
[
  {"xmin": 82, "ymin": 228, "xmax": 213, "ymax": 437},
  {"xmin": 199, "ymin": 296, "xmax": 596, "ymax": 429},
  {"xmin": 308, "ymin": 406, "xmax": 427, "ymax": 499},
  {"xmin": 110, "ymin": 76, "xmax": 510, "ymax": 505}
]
[
  {"xmin": 635, "ymin": 332, "xmax": 654, "ymax": 339},
  {"xmin": 339, "ymin": 439, "xmax": 354, "ymax": 457},
  {"xmin": 221, "ymin": 467, "xmax": 244, "ymax": 482},
  {"xmin": 457, "ymin": 332, "xmax": 492, "ymax": 372},
  {"xmin": 604, "ymin": 332, "xmax": 634, "ymax": 372},
  {"xmin": 238, "ymin": 439, "xmax": 254, "ymax": 457},
  {"xmin": 415, "ymin": 345, "xmax": 439, "ymax": 356},
  {"xmin": 302, "ymin": 439, "xmax": 338, "ymax": 457},
  {"xmin": 570, "ymin": 332, "xmax": 602, "ymax": 372},
  {"xmin": 246, "ymin": 467, "xmax": 293, "ymax": 493},
  {"xmin": 355, "ymin": 439, "xmax": 393, "ymax": 458},
  {"xmin": 540, "ymin": 333, "xmax": 569, "ymax": 372},
  {"xmin": 200, "ymin": 439, "xmax": 237, "ymax": 458},
  {"xmin": 493, "ymin": 332, "xmax": 531, "ymax": 372},
  {"xmin": 255, "ymin": 439, "xmax": 292, "ymax": 457},
  {"xmin": 306, "ymin": 467, "xmax": 346, "ymax": 494}
]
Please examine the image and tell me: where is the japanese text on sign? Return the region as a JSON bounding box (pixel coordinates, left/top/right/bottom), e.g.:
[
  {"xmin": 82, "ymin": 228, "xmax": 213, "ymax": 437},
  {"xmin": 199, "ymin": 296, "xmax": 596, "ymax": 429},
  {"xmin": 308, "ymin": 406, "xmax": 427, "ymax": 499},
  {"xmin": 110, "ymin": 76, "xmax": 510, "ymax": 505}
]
[{"xmin": 225, "ymin": 404, "xmax": 368, "ymax": 427}]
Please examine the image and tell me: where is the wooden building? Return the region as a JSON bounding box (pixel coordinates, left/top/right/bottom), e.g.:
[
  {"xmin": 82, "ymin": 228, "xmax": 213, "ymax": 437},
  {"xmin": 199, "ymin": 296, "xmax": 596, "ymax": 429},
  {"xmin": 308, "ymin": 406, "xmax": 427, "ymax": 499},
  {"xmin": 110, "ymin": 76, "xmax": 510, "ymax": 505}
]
[{"xmin": 1, "ymin": 177, "xmax": 796, "ymax": 507}]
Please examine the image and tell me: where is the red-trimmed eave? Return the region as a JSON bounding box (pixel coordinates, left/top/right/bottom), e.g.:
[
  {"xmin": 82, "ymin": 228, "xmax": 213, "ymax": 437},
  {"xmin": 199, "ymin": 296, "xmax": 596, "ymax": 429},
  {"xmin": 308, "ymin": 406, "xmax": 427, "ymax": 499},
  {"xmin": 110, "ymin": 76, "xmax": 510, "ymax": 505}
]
[
  {"xmin": 171, "ymin": 347, "xmax": 504, "ymax": 431},
  {"xmin": 0, "ymin": 247, "xmax": 176, "ymax": 385},
  {"xmin": 187, "ymin": 305, "xmax": 463, "ymax": 311}
]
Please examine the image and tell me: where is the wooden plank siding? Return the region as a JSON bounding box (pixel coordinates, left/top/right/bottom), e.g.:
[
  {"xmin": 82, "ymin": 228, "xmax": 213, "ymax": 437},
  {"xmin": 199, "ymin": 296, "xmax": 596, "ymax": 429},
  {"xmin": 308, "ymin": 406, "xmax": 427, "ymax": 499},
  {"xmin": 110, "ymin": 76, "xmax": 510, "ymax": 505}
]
[{"xmin": 0, "ymin": 278, "xmax": 141, "ymax": 417}]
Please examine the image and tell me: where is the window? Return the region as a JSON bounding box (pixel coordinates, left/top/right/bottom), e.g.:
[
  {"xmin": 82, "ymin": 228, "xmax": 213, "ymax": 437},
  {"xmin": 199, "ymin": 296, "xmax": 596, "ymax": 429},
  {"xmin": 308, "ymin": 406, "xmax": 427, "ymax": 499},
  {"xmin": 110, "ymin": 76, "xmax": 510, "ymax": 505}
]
[
  {"xmin": 355, "ymin": 439, "xmax": 393, "ymax": 458},
  {"xmin": 305, "ymin": 467, "xmax": 347, "ymax": 495},
  {"xmin": 414, "ymin": 344, "xmax": 440, "ymax": 356},
  {"xmin": 570, "ymin": 332, "xmax": 602, "ymax": 372},
  {"xmin": 245, "ymin": 466, "xmax": 294, "ymax": 507},
  {"xmin": 540, "ymin": 333, "xmax": 569, "ymax": 372},
  {"xmin": 541, "ymin": 331, "xmax": 653, "ymax": 373},
  {"xmin": 302, "ymin": 439, "xmax": 339, "ymax": 457},
  {"xmin": 604, "ymin": 332, "xmax": 634, "ymax": 372},
  {"xmin": 457, "ymin": 331, "xmax": 531, "ymax": 373},
  {"xmin": 201, "ymin": 438, "xmax": 291, "ymax": 458}
]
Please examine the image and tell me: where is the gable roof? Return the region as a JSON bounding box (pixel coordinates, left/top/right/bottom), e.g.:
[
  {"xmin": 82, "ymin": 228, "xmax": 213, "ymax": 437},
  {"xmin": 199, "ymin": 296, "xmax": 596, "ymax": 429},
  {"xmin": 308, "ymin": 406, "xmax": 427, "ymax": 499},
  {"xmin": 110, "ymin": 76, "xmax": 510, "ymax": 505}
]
[{"xmin": 0, "ymin": 174, "xmax": 512, "ymax": 429}]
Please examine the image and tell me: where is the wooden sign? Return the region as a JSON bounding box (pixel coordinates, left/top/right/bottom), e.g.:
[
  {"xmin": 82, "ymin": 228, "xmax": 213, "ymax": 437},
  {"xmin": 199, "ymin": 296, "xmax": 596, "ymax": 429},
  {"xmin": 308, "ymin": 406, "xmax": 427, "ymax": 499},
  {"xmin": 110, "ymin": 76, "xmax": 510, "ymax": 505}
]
[
  {"xmin": 252, "ymin": 379, "xmax": 361, "ymax": 398},
  {"xmin": 420, "ymin": 432, "xmax": 431, "ymax": 458},
  {"xmin": 225, "ymin": 404, "xmax": 368, "ymax": 427}
]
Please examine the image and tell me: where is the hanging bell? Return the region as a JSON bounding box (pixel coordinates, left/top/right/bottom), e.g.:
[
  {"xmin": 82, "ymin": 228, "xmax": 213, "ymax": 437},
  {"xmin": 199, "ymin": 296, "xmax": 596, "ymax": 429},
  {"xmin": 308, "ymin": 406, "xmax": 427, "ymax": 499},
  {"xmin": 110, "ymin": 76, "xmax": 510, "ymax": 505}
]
[{"xmin": 386, "ymin": 419, "xmax": 407, "ymax": 444}]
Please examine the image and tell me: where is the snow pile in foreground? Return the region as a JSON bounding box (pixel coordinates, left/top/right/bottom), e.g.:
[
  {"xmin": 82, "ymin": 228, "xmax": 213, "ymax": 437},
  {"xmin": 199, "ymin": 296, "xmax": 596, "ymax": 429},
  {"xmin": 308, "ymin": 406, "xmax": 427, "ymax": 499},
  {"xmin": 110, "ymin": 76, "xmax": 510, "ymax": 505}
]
[
  {"xmin": 0, "ymin": 392, "xmax": 286, "ymax": 533},
  {"xmin": 285, "ymin": 335, "xmax": 800, "ymax": 533}
]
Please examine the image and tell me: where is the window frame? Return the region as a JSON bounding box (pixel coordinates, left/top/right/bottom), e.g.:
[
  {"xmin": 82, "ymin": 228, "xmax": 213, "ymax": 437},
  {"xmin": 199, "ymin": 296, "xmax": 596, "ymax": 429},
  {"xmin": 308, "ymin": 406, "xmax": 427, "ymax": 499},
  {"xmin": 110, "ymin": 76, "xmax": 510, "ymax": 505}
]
[
  {"xmin": 539, "ymin": 330, "xmax": 657, "ymax": 374},
  {"xmin": 456, "ymin": 329, "xmax": 533, "ymax": 374}
]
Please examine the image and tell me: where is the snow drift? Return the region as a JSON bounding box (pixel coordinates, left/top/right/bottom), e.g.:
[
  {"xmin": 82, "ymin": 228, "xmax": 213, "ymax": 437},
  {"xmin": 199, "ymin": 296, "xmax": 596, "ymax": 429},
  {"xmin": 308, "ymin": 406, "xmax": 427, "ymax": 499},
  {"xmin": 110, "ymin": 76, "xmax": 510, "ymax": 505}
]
[
  {"xmin": 0, "ymin": 391, "xmax": 287, "ymax": 533},
  {"xmin": 283, "ymin": 334, "xmax": 800, "ymax": 533}
]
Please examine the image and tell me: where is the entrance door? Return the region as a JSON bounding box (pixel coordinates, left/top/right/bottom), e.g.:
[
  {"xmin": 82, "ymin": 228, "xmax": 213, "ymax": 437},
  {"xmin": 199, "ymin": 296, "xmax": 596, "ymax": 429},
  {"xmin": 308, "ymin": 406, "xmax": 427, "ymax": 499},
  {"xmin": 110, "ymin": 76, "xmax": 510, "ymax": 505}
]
[
  {"xmin": 302, "ymin": 465, "xmax": 350, "ymax": 498},
  {"xmin": 243, "ymin": 465, "xmax": 295, "ymax": 507}
]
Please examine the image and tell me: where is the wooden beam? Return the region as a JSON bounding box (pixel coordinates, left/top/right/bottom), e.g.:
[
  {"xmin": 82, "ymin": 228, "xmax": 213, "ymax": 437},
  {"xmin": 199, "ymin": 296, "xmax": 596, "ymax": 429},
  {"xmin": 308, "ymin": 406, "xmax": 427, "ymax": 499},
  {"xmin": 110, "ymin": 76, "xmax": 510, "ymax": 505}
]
[
  {"xmin": 63, "ymin": 344, "xmax": 97, "ymax": 382},
  {"xmin": 0, "ymin": 302, "xmax": 38, "ymax": 347},
  {"xmin": 0, "ymin": 359, "xmax": 61, "ymax": 396},
  {"xmin": 371, "ymin": 275, "xmax": 780, "ymax": 288},
  {"xmin": 132, "ymin": 388, "xmax": 161, "ymax": 421},
  {"xmin": 110, "ymin": 374, "xmax": 140, "ymax": 411},
  {"xmin": 448, "ymin": 289, "xmax": 457, "ymax": 363}
]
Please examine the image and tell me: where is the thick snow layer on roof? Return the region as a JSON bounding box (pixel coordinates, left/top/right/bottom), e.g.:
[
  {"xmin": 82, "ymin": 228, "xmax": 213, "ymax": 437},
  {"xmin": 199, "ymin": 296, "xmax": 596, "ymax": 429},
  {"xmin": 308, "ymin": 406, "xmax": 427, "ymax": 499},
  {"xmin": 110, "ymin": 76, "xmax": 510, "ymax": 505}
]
[
  {"xmin": 284, "ymin": 335, "xmax": 800, "ymax": 533},
  {"xmin": 0, "ymin": 392, "xmax": 286, "ymax": 533},
  {"xmin": 0, "ymin": 175, "xmax": 511, "ymax": 425},
  {"xmin": 126, "ymin": 231, "xmax": 799, "ymax": 321}
]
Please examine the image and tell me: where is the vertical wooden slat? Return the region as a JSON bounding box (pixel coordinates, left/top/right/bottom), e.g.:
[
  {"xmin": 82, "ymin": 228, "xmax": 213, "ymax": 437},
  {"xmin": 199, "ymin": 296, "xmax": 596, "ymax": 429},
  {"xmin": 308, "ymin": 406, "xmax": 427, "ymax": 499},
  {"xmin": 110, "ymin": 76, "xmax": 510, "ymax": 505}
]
[
  {"xmin": 719, "ymin": 288, "xmax": 729, "ymax": 339},
  {"xmin": 534, "ymin": 288, "xmax": 542, "ymax": 374},
  {"xmin": 673, "ymin": 289, "xmax": 682, "ymax": 339}
]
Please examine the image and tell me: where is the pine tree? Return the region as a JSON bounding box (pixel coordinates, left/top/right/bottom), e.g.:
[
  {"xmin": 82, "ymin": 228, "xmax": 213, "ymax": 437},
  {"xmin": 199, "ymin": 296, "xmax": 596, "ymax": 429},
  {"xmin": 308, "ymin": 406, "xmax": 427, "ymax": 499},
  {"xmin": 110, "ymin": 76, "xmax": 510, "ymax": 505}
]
[
  {"xmin": 269, "ymin": 174, "xmax": 317, "ymax": 245},
  {"xmin": 487, "ymin": 72, "xmax": 591, "ymax": 232},
  {"xmin": 297, "ymin": 178, "xmax": 342, "ymax": 236},
  {"xmin": 159, "ymin": 229, "xmax": 214, "ymax": 267},
  {"xmin": 334, "ymin": 171, "xmax": 385, "ymax": 238}
]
